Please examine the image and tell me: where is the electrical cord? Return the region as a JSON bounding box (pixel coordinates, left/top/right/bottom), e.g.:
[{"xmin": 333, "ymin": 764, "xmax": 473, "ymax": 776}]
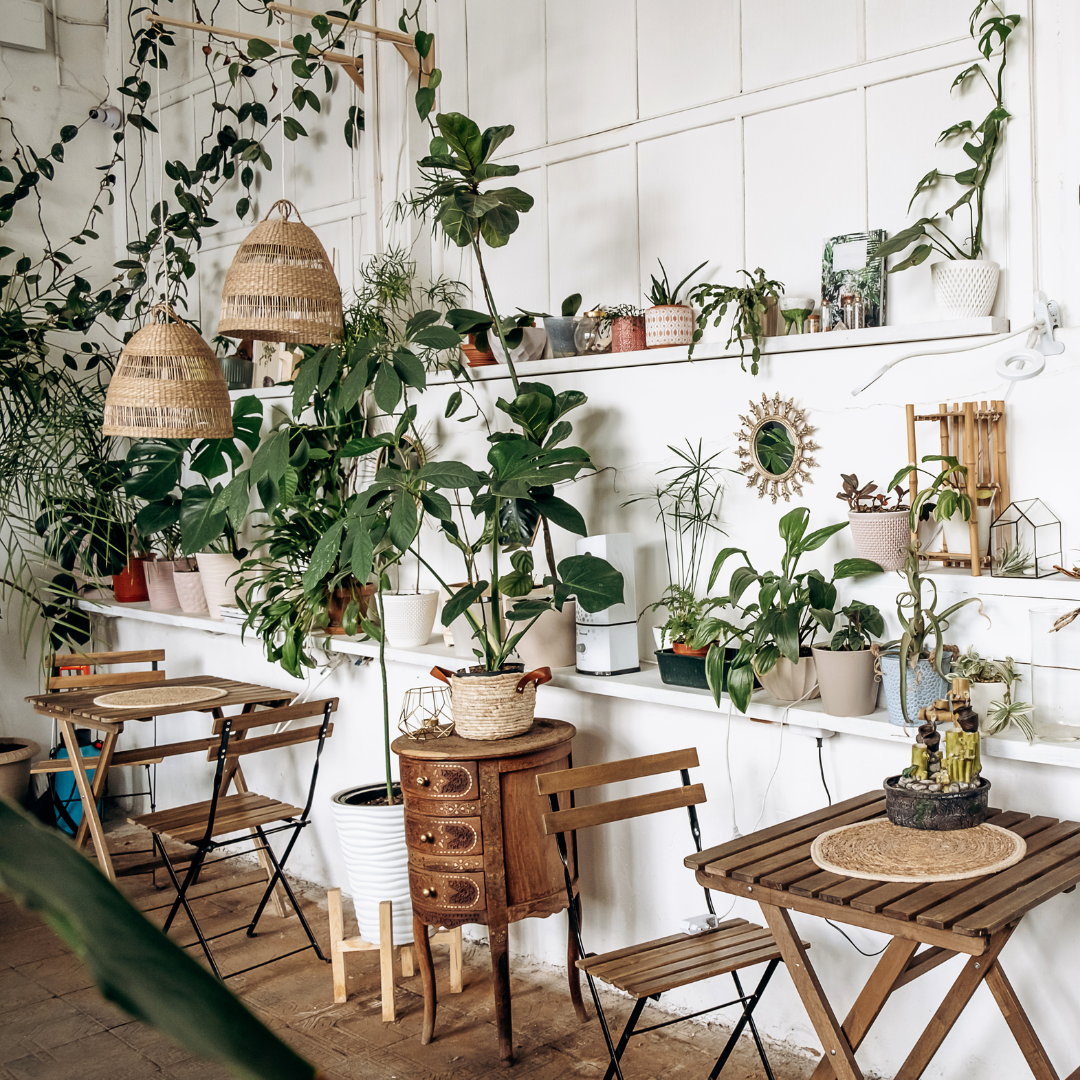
[{"xmin": 816, "ymin": 738, "xmax": 888, "ymax": 957}]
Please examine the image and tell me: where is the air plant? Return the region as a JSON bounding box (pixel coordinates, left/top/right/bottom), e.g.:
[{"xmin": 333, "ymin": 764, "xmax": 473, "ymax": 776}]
[{"xmin": 993, "ymin": 540, "xmax": 1035, "ymax": 576}]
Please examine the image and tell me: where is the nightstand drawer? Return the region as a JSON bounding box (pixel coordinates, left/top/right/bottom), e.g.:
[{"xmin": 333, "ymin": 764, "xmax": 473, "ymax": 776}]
[
  {"xmin": 409, "ymin": 869, "xmax": 486, "ymax": 913},
  {"xmin": 400, "ymin": 758, "xmax": 478, "ymax": 800},
  {"xmin": 406, "ymin": 810, "xmax": 482, "ymax": 856}
]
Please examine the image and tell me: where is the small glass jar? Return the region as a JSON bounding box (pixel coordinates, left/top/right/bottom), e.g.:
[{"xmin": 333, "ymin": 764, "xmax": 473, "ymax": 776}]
[
  {"xmin": 574, "ymin": 310, "xmax": 612, "ymax": 354},
  {"xmin": 806, "ymin": 313, "xmax": 821, "ymax": 333}
]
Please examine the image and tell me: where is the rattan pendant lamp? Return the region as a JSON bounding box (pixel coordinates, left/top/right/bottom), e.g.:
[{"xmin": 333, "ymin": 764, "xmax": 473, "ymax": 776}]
[
  {"xmin": 102, "ymin": 303, "xmax": 233, "ymax": 438},
  {"xmin": 217, "ymin": 198, "xmax": 343, "ymax": 345}
]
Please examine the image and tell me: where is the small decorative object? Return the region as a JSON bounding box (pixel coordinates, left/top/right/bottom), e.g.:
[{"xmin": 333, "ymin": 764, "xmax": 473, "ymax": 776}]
[
  {"xmin": 821, "ymin": 231, "xmax": 886, "ymax": 329},
  {"xmin": 217, "ymin": 199, "xmax": 343, "ymax": 346},
  {"xmin": 397, "ymin": 686, "xmax": 454, "ymax": 740},
  {"xmin": 103, "ymin": 304, "xmax": 233, "ymax": 439},
  {"xmin": 644, "ymin": 259, "xmax": 705, "ymax": 349},
  {"xmin": 574, "ymin": 310, "xmax": 613, "ymax": 354},
  {"xmin": 990, "ymin": 498, "xmax": 1061, "ymax": 579},
  {"xmin": 608, "ymin": 305, "xmax": 646, "ymax": 352},
  {"xmin": 430, "ymin": 664, "xmax": 552, "ymax": 741},
  {"xmin": 778, "ymin": 296, "xmax": 815, "ymax": 335},
  {"xmin": 806, "ymin": 313, "xmax": 821, "ymax": 333},
  {"xmin": 736, "ymin": 393, "xmax": 818, "ymax": 502},
  {"xmin": 837, "ymin": 473, "xmax": 911, "ymax": 572}
]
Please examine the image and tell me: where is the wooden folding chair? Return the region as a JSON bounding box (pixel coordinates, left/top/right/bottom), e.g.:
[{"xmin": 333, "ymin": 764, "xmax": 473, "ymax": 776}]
[
  {"xmin": 537, "ymin": 749, "xmax": 800, "ymax": 1080},
  {"xmin": 129, "ymin": 697, "xmax": 337, "ymax": 980}
]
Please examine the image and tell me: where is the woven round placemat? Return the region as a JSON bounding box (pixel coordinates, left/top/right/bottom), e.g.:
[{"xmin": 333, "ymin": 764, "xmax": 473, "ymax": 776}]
[
  {"xmin": 810, "ymin": 818, "xmax": 1027, "ymax": 883},
  {"xmin": 92, "ymin": 686, "xmax": 229, "ymax": 709}
]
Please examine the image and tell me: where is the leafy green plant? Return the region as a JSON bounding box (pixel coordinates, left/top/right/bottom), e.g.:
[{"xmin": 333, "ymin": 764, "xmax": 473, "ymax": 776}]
[
  {"xmin": 518, "ymin": 293, "xmax": 583, "ymax": 320},
  {"xmin": 984, "ymin": 697, "xmax": 1034, "ymax": 742},
  {"xmin": 837, "ymin": 473, "xmax": 908, "ymax": 513},
  {"xmin": 688, "ymin": 268, "xmax": 785, "ymax": 374},
  {"xmin": 646, "ymin": 260, "xmax": 706, "ymax": 307},
  {"xmin": 830, "ymin": 600, "xmax": 885, "ymax": 652},
  {"xmin": 872, "ymin": 2, "xmax": 1021, "ymax": 269},
  {"xmin": 887, "ymin": 455, "xmax": 991, "ymax": 530},
  {"xmin": 952, "ymin": 645, "xmax": 1010, "ymax": 683},
  {"xmin": 703, "ymin": 508, "xmax": 883, "ymax": 711},
  {"xmin": 993, "ymin": 539, "xmax": 1035, "ymax": 576}
]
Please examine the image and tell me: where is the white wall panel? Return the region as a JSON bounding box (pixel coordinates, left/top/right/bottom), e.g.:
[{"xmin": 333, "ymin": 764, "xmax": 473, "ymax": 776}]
[
  {"xmin": 547, "ymin": 147, "xmax": 639, "ymax": 310},
  {"xmin": 637, "ymin": 0, "xmax": 738, "ymax": 117},
  {"xmin": 744, "ymin": 93, "xmax": 862, "ymax": 304},
  {"xmin": 865, "ymin": 0, "xmax": 972, "ymax": 59},
  {"xmin": 545, "ymin": 0, "xmax": 636, "ymax": 143},
  {"xmin": 741, "ymin": 0, "xmax": 859, "ymax": 91},
  {"xmin": 481, "ymin": 167, "xmax": 548, "ymax": 317},
  {"xmin": 466, "ymin": 0, "xmax": 546, "ymax": 150}
]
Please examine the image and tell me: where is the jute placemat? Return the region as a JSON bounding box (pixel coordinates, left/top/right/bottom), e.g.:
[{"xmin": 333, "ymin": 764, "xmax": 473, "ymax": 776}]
[
  {"xmin": 810, "ymin": 818, "xmax": 1027, "ymax": 883},
  {"xmin": 92, "ymin": 686, "xmax": 229, "ymax": 709}
]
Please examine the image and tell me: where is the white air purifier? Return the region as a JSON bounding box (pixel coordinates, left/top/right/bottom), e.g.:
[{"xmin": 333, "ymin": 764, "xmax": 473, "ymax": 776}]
[{"xmin": 575, "ymin": 533, "xmax": 640, "ymax": 675}]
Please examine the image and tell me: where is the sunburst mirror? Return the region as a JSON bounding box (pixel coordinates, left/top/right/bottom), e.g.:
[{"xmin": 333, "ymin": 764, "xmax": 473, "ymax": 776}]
[{"xmin": 736, "ymin": 393, "xmax": 819, "ymax": 503}]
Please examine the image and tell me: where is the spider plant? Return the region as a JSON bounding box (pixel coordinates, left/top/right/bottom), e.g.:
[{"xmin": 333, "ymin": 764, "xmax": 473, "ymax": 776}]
[{"xmin": 984, "ymin": 697, "xmax": 1034, "ymax": 742}]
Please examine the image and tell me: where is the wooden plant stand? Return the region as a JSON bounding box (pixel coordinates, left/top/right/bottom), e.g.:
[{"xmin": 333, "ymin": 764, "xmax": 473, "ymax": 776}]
[
  {"xmin": 327, "ymin": 890, "xmax": 462, "ymax": 1022},
  {"xmin": 905, "ymin": 400, "xmax": 1010, "ymax": 577}
]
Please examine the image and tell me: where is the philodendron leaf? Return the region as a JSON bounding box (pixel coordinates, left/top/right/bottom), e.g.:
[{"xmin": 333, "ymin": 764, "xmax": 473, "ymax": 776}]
[
  {"xmin": 179, "ymin": 485, "xmax": 226, "ymax": 555},
  {"xmin": 552, "ymin": 553, "xmax": 623, "ymax": 613},
  {"xmin": 0, "ymin": 800, "xmax": 316, "ymax": 1080}
]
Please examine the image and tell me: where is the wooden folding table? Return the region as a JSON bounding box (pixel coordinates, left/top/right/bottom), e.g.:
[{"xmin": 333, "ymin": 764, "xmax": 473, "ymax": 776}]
[
  {"xmin": 685, "ymin": 791, "xmax": 1080, "ymax": 1080},
  {"xmin": 26, "ymin": 675, "xmax": 294, "ymax": 883}
]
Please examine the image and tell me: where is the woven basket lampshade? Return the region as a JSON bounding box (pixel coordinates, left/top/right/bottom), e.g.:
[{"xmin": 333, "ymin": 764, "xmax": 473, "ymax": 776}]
[
  {"xmin": 217, "ymin": 199, "xmax": 342, "ymax": 344},
  {"xmin": 102, "ymin": 304, "xmax": 233, "ymax": 438}
]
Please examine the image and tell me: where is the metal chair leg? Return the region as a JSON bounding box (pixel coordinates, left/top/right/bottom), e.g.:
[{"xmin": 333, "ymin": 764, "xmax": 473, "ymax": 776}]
[
  {"xmin": 708, "ymin": 960, "xmax": 780, "ymax": 1080},
  {"xmin": 601, "ymin": 996, "xmax": 648, "ymax": 1080}
]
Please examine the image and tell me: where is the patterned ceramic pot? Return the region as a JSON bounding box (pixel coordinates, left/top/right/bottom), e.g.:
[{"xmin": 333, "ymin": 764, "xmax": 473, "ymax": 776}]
[
  {"xmin": 379, "ymin": 591, "xmax": 439, "ymax": 648},
  {"xmin": 848, "ymin": 509, "xmax": 911, "ymax": 572},
  {"xmin": 931, "ymin": 259, "xmax": 1000, "ymax": 318},
  {"xmin": 645, "ymin": 304, "xmax": 695, "ymax": 348},
  {"xmin": 173, "ymin": 569, "xmax": 209, "ymax": 614},
  {"xmin": 144, "ymin": 558, "xmax": 180, "ymax": 611},
  {"xmin": 195, "ymin": 552, "xmax": 242, "ymax": 620},
  {"xmin": 879, "ymin": 652, "xmax": 951, "ymax": 726},
  {"xmin": 611, "ymin": 315, "xmax": 646, "ymax": 353}
]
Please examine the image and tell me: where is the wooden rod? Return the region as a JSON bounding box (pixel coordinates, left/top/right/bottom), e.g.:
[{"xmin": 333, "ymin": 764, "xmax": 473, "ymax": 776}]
[
  {"xmin": 266, "ymin": 3, "xmax": 414, "ymax": 46},
  {"xmin": 905, "ymin": 403, "xmax": 917, "ymax": 539},
  {"xmin": 993, "ymin": 398, "xmax": 1010, "ymax": 508},
  {"xmin": 963, "ymin": 401, "xmax": 982, "ymax": 576},
  {"xmin": 145, "ymin": 13, "xmax": 362, "ymax": 68}
]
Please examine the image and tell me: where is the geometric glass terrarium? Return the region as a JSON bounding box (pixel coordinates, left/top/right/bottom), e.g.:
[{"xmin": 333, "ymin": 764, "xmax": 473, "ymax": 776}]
[{"xmin": 989, "ymin": 498, "xmax": 1061, "ymax": 578}]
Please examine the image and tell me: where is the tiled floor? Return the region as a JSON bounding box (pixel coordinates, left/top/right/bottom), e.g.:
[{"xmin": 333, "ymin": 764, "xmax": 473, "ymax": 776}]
[{"xmin": 0, "ymin": 828, "xmax": 814, "ymax": 1080}]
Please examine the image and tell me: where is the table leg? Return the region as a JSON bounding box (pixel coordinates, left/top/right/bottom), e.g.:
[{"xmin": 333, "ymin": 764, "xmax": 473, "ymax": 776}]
[
  {"xmin": 489, "ymin": 917, "xmax": 513, "ymax": 1063},
  {"xmin": 58, "ymin": 720, "xmax": 116, "ymax": 881},
  {"xmin": 567, "ymin": 891, "xmax": 587, "ymax": 1022},
  {"xmin": 759, "ymin": 903, "xmax": 863, "ymax": 1080},
  {"xmin": 985, "ymin": 961, "xmax": 1060, "ymax": 1080},
  {"xmin": 809, "ymin": 937, "xmax": 919, "ymax": 1080},
  {"xmin": 414, "ymin": 912, "xmax": 436, "ymax": 1045},
  {"xmin": 894, "ymin": 926, "xmax": 1013, "ymax": 1080},
  {"xmin": 73, "ymin": 731, "xmax": 118, "ymax": 851}
]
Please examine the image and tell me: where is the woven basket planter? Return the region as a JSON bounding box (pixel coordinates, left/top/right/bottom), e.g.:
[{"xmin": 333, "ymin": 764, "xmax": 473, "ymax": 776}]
[
  {"xmin": 848, "ymin": 509, "xmax": 911, "ymax": 572},
  {"xmin": 103, "ymin": 304, "xmax": 232, "ymax": 439},
  {"xmin": 431, "ymin": 664, "xmax": 552, "ymax": 741},
  {"xmin": 218, "ymin": 199, "xmax": 343, "ymax": 345}
]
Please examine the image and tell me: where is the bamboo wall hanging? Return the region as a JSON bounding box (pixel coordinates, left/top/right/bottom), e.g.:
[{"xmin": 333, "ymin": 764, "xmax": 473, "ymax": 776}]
[{"xmin": 905, "ymin": 400, "xmax": 1010, "ymax": 578}]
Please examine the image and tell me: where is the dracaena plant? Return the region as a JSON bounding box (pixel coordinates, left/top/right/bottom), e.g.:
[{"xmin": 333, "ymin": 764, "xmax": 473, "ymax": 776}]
[
  {"xmin": 872, "ymin": 2, "xmax": 1021, "ymax": 270},
  {"xmin": 701, "ymin": 508, "xmax": 883, "ymax": 712}
]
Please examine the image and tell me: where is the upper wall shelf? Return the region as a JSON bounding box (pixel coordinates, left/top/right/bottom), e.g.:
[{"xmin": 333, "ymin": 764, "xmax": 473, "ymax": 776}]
[{"xmin": 431, "ymin": 316, "xmax": 1010, "ymax": 385}]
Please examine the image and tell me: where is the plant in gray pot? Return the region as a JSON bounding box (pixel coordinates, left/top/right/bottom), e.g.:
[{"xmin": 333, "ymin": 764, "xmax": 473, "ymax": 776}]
[
  {"xmin": 519, "ymin": 293, "xmax": 582, "ymax": 359},
  {"xmin": 879, "ymin": 544, "xmax": 986, "ymax": 725},
  {"xmin": 813, "ymin": 600, "xmax": 885, "ymax": 717}
]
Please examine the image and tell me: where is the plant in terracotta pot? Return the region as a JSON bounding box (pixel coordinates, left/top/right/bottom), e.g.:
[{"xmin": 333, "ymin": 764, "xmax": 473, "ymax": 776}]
[
  {"xmin": 837, "ymin": 472, "xmax": 911, "ymax": 573},
  {"xmin": 871, "ymin": 3, "xmax": 1020, "ymax": 317},
  {"xmin": 605, "ymin": 303, "xmax": 647, "ymax": 353},
  {"xmin": 813, "ymin": 600, "xmax": 886, "ymax": 717},
  {"xmin": 708, "ymin": 508, "xmax": 882, "ymax": 711},
  {"xmin": 951, "ymin": 646, "xmax": 1032, "ymax": 740},
  {"xmin": 688, "ymin": 267, "xmax": 784, "ymax": 374},
  {"xmin": 644, "ymin": 260, "xmax": 705, "ymax": 349}
]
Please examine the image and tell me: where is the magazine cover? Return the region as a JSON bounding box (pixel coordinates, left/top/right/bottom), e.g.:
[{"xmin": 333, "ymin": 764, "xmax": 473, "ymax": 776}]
[{"xmin": 822, "ymin": 230, "xmax": 887, "ymax": 329}]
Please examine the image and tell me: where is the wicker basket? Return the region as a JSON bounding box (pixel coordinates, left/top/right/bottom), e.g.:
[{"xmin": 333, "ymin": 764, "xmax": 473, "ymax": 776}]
[
  {"xmin": 218, "ymin": 199, "xmax": 343, "ymax": 345},
  {"xmin": 431, "ymin": 664, "xmax": 552, "ymax": 741},
  {"xmin": 103, "ymin": 304, "xmax": 232, "ymax": 438},
  {"xmin": 847, "ymin": 509, "xmax": 912, "ymax": 572}
]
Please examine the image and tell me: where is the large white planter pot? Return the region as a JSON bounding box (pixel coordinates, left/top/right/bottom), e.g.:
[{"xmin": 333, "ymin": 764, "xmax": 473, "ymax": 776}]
[
  {"xmin": 940, "ymin": 505, "xmax": 992, "ymax": 561},
  {"xmin": 330, "ymin": 784, "xmax": 412, "ymax": 946},
  {"xmin": 931, "ymin": 259, "xmax": 1000, "ymax": 318},
  {"xmin": 756, "ymin": 654, "xmax": 819, "ymax": 702},
  {"xmin": 173, "ymin": 569, "xmax": 209, "ymax": 614},
  {"xmin": 195, "ymin": 552, "xmax": 242, "ymax": 620},
  {"xmin": 970, "ymin": 682, "xmax": 1008, "ymax": 734},
  {"xmin": 380, "ymin": 591, "xmax": 439, "ymax": 648},
  {"xmin": 144, "ymin": 558, "xmax": 180, "ymax": 611},
  {"xmin": 847, "ymin": 509, "xmax": 911, "ymax": 572},
  {"xmin": 645, "ymin": 304, "xmax": 695, "ymax": 348}
]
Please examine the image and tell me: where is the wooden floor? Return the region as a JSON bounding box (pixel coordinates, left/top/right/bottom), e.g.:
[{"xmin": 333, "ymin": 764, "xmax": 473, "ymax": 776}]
[{"xmin": 0, "ymin": 825, "xmax": 816, "ymax": 1080}]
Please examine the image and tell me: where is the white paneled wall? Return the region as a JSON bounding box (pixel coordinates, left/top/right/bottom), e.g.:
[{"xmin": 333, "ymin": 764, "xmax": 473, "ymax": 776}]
[{"xmin": 741, "ymin": 0, "xmax": 860, "ymax": 90}]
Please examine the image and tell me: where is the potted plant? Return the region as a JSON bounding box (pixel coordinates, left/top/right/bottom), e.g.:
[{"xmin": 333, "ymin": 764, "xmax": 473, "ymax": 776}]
[
  {"xmin": 813, "ymin": 600, "xmax": 885, "ymax": 717},
  {"xmin": 706, "ymin": 508, "xmax": 882, "ymax": 711},
  {"xmin": 0, "ymin": 736, "xmax": 41, "ymax": 805},
  {"xmin": 871, "ymin": 5, "xmax": 1020, "ymax": 316},
  {"xmin": 951, "ymin": 646, "xmax": 1034, "ymax": 740},
  {"xmin": 894, "ymin": 454, "xmax": 993, "ymax": 561},
  {"xmin": 879, "ymin": 543, "xmax": 986, "ymax": 725},
  {"xmin": 605, "ymin": 303, "xmax": 646, "ymax": 353},
  {"xmin": 518, "ymin": 294, "xmax": 582, "ymax": 359},
  {"xmin": 688, "ymin": 267, "xmax": 785, "ymax": 374},
  {"xmin": 837, "ymin": 473, "xmax": 912, "ymax": 572},
  {"xmin": 644, "ymin": 260, "xmax": 705, "ymax": 348}
]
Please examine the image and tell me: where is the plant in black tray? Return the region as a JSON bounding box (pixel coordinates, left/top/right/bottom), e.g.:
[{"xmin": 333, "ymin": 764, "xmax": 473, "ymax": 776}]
[
  {"xmin": 813, "ymin": 600, "xmax": 886, "ymax": 718},
  {"xmin": 706, "ymin": 507, "xmax": 883, "ymax": 712}
]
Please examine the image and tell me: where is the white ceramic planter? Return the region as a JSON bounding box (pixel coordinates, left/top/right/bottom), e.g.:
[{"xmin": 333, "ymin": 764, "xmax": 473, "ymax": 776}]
[
  {"xmin": 756, "ymin": 654, "xmax": 820, "ymax": 702},
  {"xmin": 330, "ymin": 785, "xmax": 412, "ymax": 945},
  {"xmin": 379, "ymin": 591, "xmax": 439, "ymax": 648},
  {"xmin": 812, "ymin": 645, "xmax": 879, "ymax": 717},
  {"xmin": 940, "ymin": 505, "xmax": 992, "ymax": 561},
  {"xmin": 173, "ymin": 569, "xmax": 209, "ymax": 614},
  {"xmin": 645, "ymin": 305, "xmax": 695, "ymax": 348},
  {"xmin": 931, "ymin": 259, "xmax": 1000, "ymax": 318},
  {"xmin": 970, "ymin": 682, "xmax": 1008, "ymax": 734},
  {"xmin": 848, "ymin": 509, "xmax": 911, "ymax": 572},
  {"xmin": 144, "ymin": 558, "xmax": 180, "ymax": 611},
  {"xmin": 195, "ymin": 551, "xmax": 242, "ymax": 620},
  {"xmin": 506, "ymin": 326, "xmax": 549, "ymax": 364}
]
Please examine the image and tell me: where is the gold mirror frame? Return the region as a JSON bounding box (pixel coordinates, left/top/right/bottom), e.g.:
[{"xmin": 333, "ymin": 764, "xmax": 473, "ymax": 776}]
[{"xmin": 736, "ymin": 393, "xmax": 819, "ymax": 503}]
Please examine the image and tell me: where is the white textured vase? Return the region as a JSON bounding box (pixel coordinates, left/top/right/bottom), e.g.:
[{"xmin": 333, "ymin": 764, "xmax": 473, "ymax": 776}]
[
  {"xmin": 144, "ymin": 558, "xmax": 180, "ymax": 611},
  {"xmin": 971, "ymin": 682, "xmax": 1008, "ymax": 734},
  {"xmin": 645, "ymin": 304, "xmax": 695, "ymax": 348},
  {"xmin": 195, "ymin": 552, "xmax": 242, "ymax": 620},
  {"xmin": 931, "ymin": 259, "xmax": 1000, "ymax": 318},
  {"xmin": 331, "ymin": 786, "xmax": 412, "ymax": 945},
  {"xmin": 173, "ymin": 569, "xmax": 209, "ymax": 614},
  {"xmin": 379, "ymin": 591, "xmax": 439, "ymax": 648},
  {"xmin": 847, "ymin": 509, "xmax": 911, "ymax": 572},
  {"xmin": 940, "ymin": 505, "xmax": 992, "ymax": 561}
]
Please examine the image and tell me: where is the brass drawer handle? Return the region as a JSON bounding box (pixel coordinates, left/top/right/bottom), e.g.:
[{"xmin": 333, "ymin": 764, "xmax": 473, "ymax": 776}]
[
  {"xmin": 419, "ymin": 832, "xmax": 434, "ymax": 843},
  {"xmin": 416, "ymin": 776, "xmax": 430, "ymax": 787},
  {"xmin": 421, "ymin": 886, "xmax": 436, "ymax": 898}
]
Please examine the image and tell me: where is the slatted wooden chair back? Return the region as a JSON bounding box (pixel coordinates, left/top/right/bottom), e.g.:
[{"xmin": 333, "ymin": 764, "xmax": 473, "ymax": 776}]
[{"xmin": 47, "ymin": 649, "xmax": 166, "ymax": 692}]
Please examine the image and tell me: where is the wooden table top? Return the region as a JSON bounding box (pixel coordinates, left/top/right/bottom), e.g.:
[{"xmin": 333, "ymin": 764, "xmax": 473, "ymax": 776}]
[
  {"xmin": 26, "ymin": 675, "xmax": 294, "ymax": 732},
  {"xmin": 685, "ymin": 790, "xmax": 1080, "ymax": 955},
  {"xmin": 392, "ymin": 717, "xmax": 576, "ymax": 760}
]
